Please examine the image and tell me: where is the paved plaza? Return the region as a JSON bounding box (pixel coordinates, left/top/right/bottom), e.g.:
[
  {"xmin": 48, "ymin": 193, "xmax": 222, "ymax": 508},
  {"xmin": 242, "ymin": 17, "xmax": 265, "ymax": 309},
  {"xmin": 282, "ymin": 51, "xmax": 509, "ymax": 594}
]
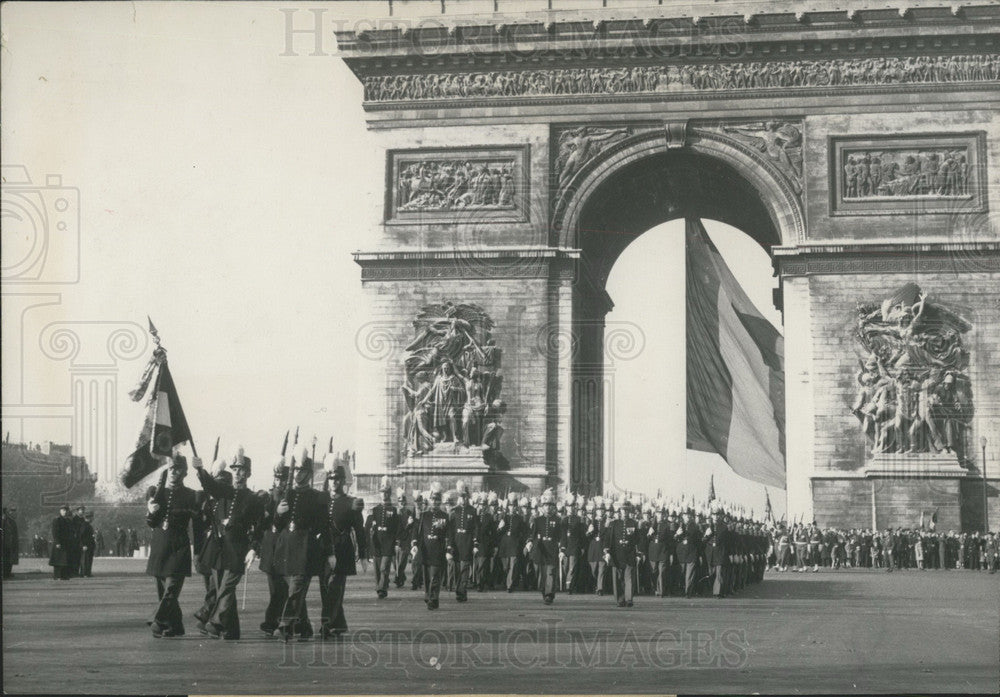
[{"xmin": 3, "ymin": 558, "xmax": 997, "ymax": 694}]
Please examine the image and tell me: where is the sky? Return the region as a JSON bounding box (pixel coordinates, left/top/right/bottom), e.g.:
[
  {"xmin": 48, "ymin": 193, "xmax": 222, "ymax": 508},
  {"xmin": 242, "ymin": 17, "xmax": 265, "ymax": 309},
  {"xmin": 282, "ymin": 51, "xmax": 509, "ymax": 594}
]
[{"xmin": 1, "ymin": 2, "xmax": 784, "ymax": 516}]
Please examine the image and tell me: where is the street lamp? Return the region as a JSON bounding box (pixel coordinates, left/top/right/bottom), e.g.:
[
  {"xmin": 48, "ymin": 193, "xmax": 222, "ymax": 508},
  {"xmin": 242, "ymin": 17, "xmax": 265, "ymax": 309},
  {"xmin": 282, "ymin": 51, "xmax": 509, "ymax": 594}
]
[{"xmin": 981, "ymin": 436, "xmax": 989, "ymax": 533}]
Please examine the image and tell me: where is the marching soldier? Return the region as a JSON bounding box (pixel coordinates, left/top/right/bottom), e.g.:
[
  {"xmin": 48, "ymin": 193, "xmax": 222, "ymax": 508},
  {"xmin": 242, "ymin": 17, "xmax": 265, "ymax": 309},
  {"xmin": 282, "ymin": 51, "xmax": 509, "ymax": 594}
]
[
  {"xmin": 474, "ymin": 491, "xmax": 498, "ymax": 591},
  {"xmin": 274, "ymin": 446, "xmax": 326, "ymax": 642},
  {"xmin": 412, "ymin": 482, "xmax": 448, "ymax": 610},
  {"xmin": 409, "ymin": 491, "xmax": 427, "ymax": 591},
  {"xmin": 650, "ymin": 504, "xmax": 671, "ymax": 597},
  {"xmin": 636, "ymin": 505, "xmax": 653, "ymax": 594},
  {"xmin": 560, "ymin": 495, "xmax": 586, "ymax": 594},
  {"xmin": 498, "ymin": 493, "xmax": 524, "ymax": 592},
  {"xmin": 49, "ymin": 504, "xmax": 74, "ymax": 580},
  {"xmin": 365, "ymin": 476, "xmax": 399, "ymax": 599},
  {"xmin": 676, "ymin": 508, "xmax": 702, "ymax": 598},
  {"xmin": 586, "ymin": 499, "xmax": 608, "ymax": 595},
  {"xmin": 394, "ymin": 488, "xmax": 415, "ymax": 589},
  {"xmin": 145, "ymin": 454, "xmax": 198, "ymax": 637},
  {"xmin": 78, "ymin": 511, "xmax": 96, "ymax": 578},
  {"xmin": 192, "ymin": 447, "xmax": 264, "ymax": 640},
  {"xmin": 705, "ymin": 506, "xmax": 728, "ymax": 598},
  {"xmin": 527, "ymin": 489, "xmax": 560, "ymax": 605},
  {"xmin": 447, "ymin": 480, "xmax": 478, "ymax": 603},
  {"xmin": 605, "ymin": 500, "xmax": 638, "ymax": 607},
  {"xmin": 193, "ymin": 459, "xmax": 232, "ymax": 628},
  {"xmin": 320, "ymin": 459, "xmax": 367, "ymax": 638}
]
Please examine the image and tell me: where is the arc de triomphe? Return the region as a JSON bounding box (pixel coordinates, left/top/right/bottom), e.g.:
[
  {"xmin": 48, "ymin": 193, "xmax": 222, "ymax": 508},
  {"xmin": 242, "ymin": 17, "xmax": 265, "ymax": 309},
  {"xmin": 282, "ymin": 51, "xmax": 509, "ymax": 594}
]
[{"xmin": 332, "ymin": 1, "xmax": 999, "ymax": 531}]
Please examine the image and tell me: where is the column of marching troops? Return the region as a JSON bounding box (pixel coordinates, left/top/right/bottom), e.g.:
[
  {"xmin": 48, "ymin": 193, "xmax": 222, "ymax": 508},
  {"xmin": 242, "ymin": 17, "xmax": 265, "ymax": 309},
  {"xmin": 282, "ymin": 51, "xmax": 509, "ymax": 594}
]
[{"xmin": 139, "ymin": 444, "xmax": 773, "ymax": 642}]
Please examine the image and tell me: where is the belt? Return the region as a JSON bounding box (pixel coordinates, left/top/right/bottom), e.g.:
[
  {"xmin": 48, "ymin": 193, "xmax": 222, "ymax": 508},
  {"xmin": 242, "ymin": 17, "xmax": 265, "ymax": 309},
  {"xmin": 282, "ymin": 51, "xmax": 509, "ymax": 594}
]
[
  {"xmin": 541, "ymin": 536, "xmax": 552, "ymax": 541},
  {"xmin": 377, "ymin": 526, "xmax": 389, "ymax": 531},
  {"xmin": 456, "ymin": 528, "xmax": 467, "ymax": 533}
]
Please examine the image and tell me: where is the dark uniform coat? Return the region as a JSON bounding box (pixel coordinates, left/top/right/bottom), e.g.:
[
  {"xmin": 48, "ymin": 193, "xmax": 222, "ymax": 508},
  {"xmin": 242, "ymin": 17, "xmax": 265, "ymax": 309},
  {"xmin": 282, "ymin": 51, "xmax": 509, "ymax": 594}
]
[
  {"xmin": 49, "ymin": 515, "xmax": 74, "ymax": 567},
  {"xmin": 475, "ymin": 510, "xmax": 497, "ymax": 558},
  {"xmin": 586, "ymin": 517, "xmax": 606, "ymax": 563},
  {"xmin": 274, "ymin": 486, "xmax": 328, "ymax": 576},
  {"xmin": 498, "ymin": 510, "xmax": 525, "ymax": 558},
  {"xmin": 365, "ymin": 502, "xmax": 400, "ymax": 559},
  {"xmin": 705, "ymin": 518, "xmax": 729, "ymax": 566},
  {"xmin": 675, "ymin": 520, "xmax": 702, "ymax": 565},
  {"xmin": 448, "ymin": 503, "xmax": 478, "ymax": 562},
  {"xmin": 327, "ymin": 491, "xmax": 366, "ymax": 575},
  {"xmin": 531, "ymin": 514, "xmax": 561, "ymax": 565},
  {"xmin": 561, "ymin": 513, "xmax": 586, "ymax": 558},
  {"xmin": 196, "ymin": 469, "xmax": 266, "ymax": 574},
  {"xmin": 606, "ymin": 517, "xmax": 639, "ymax": 568},
  {"xmin": 145, "ymin": 485, "xmax": 198, "ymax": 578},
  {"xmin": 257, "ymin": 487, "xmax": 283, "ymax": 575},
  {"xmin": 414, "ymin": 508, "xmax": 449, "ymax": 567}
]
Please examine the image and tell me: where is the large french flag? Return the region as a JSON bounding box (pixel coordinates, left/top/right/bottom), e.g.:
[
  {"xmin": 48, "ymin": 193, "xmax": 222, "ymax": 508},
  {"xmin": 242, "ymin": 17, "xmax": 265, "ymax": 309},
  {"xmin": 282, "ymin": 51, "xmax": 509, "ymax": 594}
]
[{"xmin": 685, "ymin": 218, "xmax": 786, "ymax": 489}]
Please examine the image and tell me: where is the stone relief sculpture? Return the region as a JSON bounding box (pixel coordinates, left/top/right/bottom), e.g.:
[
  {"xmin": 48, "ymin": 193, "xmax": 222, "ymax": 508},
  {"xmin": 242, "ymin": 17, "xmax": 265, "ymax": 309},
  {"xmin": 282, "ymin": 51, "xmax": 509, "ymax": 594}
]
[
  {"xmin": 555, "ymin": 127, "xmax": 631, "ymax": 188},
  {"xmin": 395, "ymin": 159, "xmax": 517, "ymax": 212},
  {"xmin": 402, "ymin": 302, "xmax": 505, "ymax": 459},
  {"xmin": 722, "ymin": 121, "xmax": 803, "ymax": 192},
  {"xmin": 851, "ymin": 283, "xmax": 974, "ymax": 464},
  {"xmin": 363, "ymin": 55, "xmax": 999, "ymax": 102},
  {"xmin": 842, "ymin": 149, "xmax": 970, "ymax": 198}
]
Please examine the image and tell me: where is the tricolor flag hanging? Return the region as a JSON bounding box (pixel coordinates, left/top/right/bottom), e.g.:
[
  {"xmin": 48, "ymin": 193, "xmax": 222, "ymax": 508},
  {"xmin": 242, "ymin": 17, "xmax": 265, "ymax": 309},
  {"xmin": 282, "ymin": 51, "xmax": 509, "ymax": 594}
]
[
  {"xmin": 686, "ymin": 218, "xmax": 786, "ymax": 489},
  {"xmin": 121, "ymin": 349, "xmax": 194, "ymax": 488}
]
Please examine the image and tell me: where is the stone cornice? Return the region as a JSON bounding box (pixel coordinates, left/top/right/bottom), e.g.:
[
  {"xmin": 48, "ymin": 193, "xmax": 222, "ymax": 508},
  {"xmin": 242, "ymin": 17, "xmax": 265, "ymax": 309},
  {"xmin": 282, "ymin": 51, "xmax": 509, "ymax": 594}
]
[
  {"xmin": 773, "ymin": 242, "xmax": 1000, "ymax": 275},
  {"xmin": 353, "ymin": 247, "xmax": 580, "ymax": 281},
  {"xmin": 336, "ymin": 4, "xmax": 1000, "ymax": 60}
]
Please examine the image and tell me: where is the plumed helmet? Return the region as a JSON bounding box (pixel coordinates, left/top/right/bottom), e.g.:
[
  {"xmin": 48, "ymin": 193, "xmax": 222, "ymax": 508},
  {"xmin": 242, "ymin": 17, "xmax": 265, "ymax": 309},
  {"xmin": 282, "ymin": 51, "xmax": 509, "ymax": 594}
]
[
  {"xmin": 211, "ymin": 458, "xmax": 229, "ymax": 477},
  {"xmin": 290, "ymin": 445, "xmax": 312, "ymax": 472},
  {"xmin": 487, "ymin": 490, "xmax": 498, "ymax": 504},
  {"xmin": 231, "ymin": 446, "xmax": 251, "ymax": 475},
  {"xmin": 518, "ymin": 497, "xmax": 529, "ymax": 508},
  {"xmin": 540, "ymin": 488, "xmax": 555, "ymax": 505},
  {"xmin": 430, "ymin": 481, "xmax": 443, "ymax": 501},
  {"xmin": 507, "ymin": 492, "xmax": 517, "ymax": 503},
  {"xmin": 379, "ymin": 475, "xmax": 391, "ymax": 493},
  {"xmin": 273, "ymin": 456, "xmax": 288, "ymax": 477},
  {"xmin": 456, "ymin": 479, "xmax": 469, "ymax": 496},
  {"xmin": 323, "ymin": 453, "xmax": 337, "ymax": 473},
  {"xmin": 396, "ymin": 487, "xmax": 407, "ymax": 502}
]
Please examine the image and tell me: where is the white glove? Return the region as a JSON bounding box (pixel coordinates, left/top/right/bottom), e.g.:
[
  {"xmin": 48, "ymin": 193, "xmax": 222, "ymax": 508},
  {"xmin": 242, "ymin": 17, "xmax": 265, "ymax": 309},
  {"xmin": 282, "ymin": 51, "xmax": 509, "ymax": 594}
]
[
  {"xmin": 473, "ymin": 547, "xmax": 479, "ymax": 555},
  {"xmin": 587, "ymin": 524, "xmax": 595, "ymax": 534},
  {"xmin": 648, "ymin": 527, "xmax": 655, "ymax": 536},
  {"xmin": 327, "ymin": 555, "xmax": 337, "ymax": 571},
  {"xmin": 244, "ymin": 549, "xmax": 257, "ymax": 566},
  {"xmin": 276, "ymin": 500, "xmax": 289, "ymax": 515},
  {"xmin": 446, "ymin": 552, "xmax": 454, "ymax": 562},
  {"xmin": 192, "ymin": 456, "xmax": 204, "ymax": 470},
  {"xmin": 558, "ymin": 551, "xmax": 566, "ymax": 560},
  {"xmin": 147, "ymin": 501, "xmax": 160, "ymax": 515},
  {"xmin": 82, "ymin": 546, "xmax": 88, "ymax": 551},
  {"xmin": 498, "ymin": 519, "xmax": 505, "ymax": 530},
  {"xmin": 603, "ymin": 552, "xmax": 611, "ymax": 564},
  {"xmin": 524, "ymin": 541, "xmax": 533, "ymax": 554}
]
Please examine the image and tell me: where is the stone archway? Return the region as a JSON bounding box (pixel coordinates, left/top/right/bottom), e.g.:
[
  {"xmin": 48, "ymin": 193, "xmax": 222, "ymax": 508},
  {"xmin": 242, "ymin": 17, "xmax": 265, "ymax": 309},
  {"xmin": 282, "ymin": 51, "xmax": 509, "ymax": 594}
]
[{"xmin": 551, "ymin": 127, "xmax": 801, "ymax": 495}]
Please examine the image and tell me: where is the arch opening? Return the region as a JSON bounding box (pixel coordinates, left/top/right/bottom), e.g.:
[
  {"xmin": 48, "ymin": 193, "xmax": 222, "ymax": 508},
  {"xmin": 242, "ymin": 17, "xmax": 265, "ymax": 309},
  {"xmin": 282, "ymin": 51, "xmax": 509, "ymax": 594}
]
[{"xmin": 569, "ymin": 149, "xmax": 786, "ymax": 502}]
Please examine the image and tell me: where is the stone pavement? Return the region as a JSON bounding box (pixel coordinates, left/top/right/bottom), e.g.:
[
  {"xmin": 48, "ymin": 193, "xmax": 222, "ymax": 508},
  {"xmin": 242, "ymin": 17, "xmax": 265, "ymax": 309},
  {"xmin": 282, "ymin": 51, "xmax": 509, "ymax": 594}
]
[{"xmin": 3, "ymin": 558, "xmax": 997, "ymax": 694}]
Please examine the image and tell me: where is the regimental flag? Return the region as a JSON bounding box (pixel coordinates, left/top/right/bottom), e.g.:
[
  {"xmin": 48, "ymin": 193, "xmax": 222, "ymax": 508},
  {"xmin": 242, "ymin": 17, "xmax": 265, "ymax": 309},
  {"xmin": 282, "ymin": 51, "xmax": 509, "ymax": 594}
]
[
  {"xmin": 765, "ymin": 487, "xmax": 774, "ymax": 522},
  {"xmin": 930, "ymin": 508, "xmax": 938, "ymax": 531},
  {"xmin": 708, "ymin": 474, "xmax": 716, "ymax": 503},
  {"xmin": 686, "ymin": 218, "xmax": 786, "ymax": 489},
  {"xmin": 122, "ymin": 356, "xmax": 193, "ymax": 488}
]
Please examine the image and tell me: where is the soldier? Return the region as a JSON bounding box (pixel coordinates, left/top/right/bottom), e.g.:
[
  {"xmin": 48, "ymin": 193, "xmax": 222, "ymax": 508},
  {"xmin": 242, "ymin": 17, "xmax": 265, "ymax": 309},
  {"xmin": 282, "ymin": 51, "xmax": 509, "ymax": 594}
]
[
  {"xmin": 193, "ymin": 459, "xmax": 232, "ymax": 627},
  {"xmin": 320, "ymin": 460, "xmax": 367, "ymax": 639},
  {"xmin": 78, "ymin": 511, "xmax": 96, "ymax": 578},
  {"xmin": 258, "ymin": 456, "xmax": 310, "ymax": 637},
  {"xmin": 498, "ymin": 492, "xmax": 525, "ymax": 592},
  {"xmin": 636, "ymin": 504, "xmax": 654, "ymax": 594},
  {"xmin": 560, "ymin": 495, "xmax": 586, "ymax": 594},
  {"xmin": 650, "ymin": 503, "xmax": 671, "ymax": 597},
  {"xmin": 586, "ymin": 499, "xmax": 608, "ymax": 595},
  {"xmin": 192, "ymin": 447, "xmax": 264, "ymax": 640},
  {"xmin": 409, "ymin": 491, "xmax": 427, "ymax": 591},
  {"xmin": 2, "ymin": 507, "xmax": 19, "ymax": 579},
  {"xmin": 527, "ymin": 489, "xmax": 560, "ymax": 605},
  {"xmin": 447, "ymin": 480, "xmax": 477, "ymax": 603},
  {"xmin": 675, "ymin": 508, "xmax": 702, "ymax": 598},
  {"xmin": 49, "ymin": 504, "xmax": 74, "ymax": 580},
  {"xmin": 704, "ymin": 507, "xmax": 728, "ymax": 598},
  {"xmin": 519, "ymin": 496, "xmax": 536, "ymax": 590},
  {"xmin": 365, "ymin": 476, "xmax": 399, "ymax": 600},
  {"xmin": 394, "ymin": 488, "xmax": 415, "ymax": 589},
  {"xmin": 412, "ymin": 482, "xmax": 449, "ymax": 610},
  {"xmin": 145, "ymin": 455, "xmax": 198, "ymax": 637},
  {"xmin": 474, "ymin": 491, "xmax": 498, "ymax": 591},
  {"xmin": 274, "ymin": 446, "xmax": 326, "ymax": 642},
  {"xmin": 605, "ymin": 500, "xmax": 638, "ymax": 607},
  {"xmin": 69, "ymin": 505, "xmax": 86, "ymax": 578}
]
